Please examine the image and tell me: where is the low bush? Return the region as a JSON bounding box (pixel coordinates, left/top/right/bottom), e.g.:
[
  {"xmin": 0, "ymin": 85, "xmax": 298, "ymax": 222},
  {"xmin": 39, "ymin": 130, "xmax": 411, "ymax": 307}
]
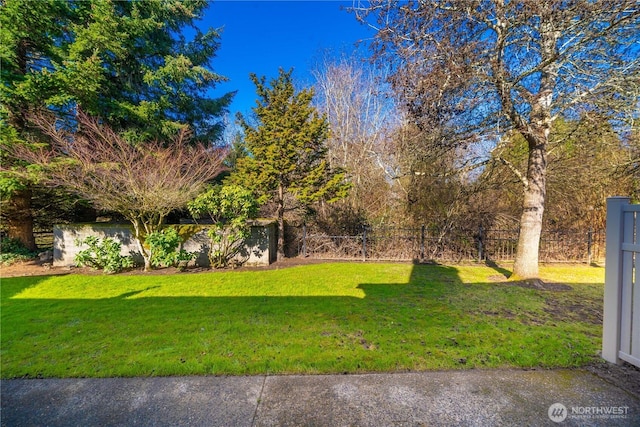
[
  {"xmin": 146, "ymin": 228, "xmax": 196, "ymax": 270},
  {"xmin": 74, "ymin": 236, "xmax": 134, "ymax": 274},
  {"xmin": 187, "ymin": 184, "xmax": 258, "ymax": 268}
]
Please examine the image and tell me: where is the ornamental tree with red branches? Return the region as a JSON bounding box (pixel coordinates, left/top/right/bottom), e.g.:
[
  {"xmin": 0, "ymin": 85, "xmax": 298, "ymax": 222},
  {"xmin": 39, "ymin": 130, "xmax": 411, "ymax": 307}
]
[{"xmin": 11, "ymin": 112, "xmax": 225, "ymax": 270}]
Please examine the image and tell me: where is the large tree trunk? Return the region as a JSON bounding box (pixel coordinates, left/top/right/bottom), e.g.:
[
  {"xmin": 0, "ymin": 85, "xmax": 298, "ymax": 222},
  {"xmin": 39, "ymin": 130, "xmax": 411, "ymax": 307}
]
[
  {"xmin": 276, "ymin": 184, "xmax": 285, "ymax": 261},
  {"xmin": 140, "ymin": 243, "xmax": 152, "ymax": 272},
  {"xmin": 511, "ymin": 19, "xmax": 557, "ymax": 280},
  {"xmin": 131, "ymin": 219, "xmax": 152, "ymax": 271},
  {"xmin": 5, "ymin": 188, "xmax": 37, "ymax": 251},
  {"xmin": 513, "ymin": 141, "xmax": 547, "ymax": 279},
  {"xmin": 5, "ymin": 43, "xmax": 36, "ymax": 251}
]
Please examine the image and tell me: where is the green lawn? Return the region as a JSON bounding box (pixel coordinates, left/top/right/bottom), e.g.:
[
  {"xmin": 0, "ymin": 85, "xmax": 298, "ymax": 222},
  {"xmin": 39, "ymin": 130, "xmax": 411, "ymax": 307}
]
[{"xmin": 0, "ymin": 263, "xmax": 605, "ymax": 378}]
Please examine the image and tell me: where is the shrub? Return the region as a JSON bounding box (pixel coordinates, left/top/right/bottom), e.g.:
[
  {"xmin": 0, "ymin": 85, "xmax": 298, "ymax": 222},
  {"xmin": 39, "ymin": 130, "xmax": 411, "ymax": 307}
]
[
  {"xmin": 0, "ymin": 237, "xmax": 37, "ymax": 265},
  {"xmin": 145, "ymin": 228, "xmax": 196, "ymax": 270},
  {"xmin": 74, "ymin": 236, "xmax": 134, "ymax": 274},
  {"xmin": 187, "ymin": 184, "xmax": 258, "ymax": 268}
]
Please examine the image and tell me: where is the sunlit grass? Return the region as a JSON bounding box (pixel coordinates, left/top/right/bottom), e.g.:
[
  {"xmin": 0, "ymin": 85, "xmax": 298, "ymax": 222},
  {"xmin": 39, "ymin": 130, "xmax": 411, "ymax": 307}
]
[{"xmin": 1, "ymin": 263, "xmax": 604, "ymax": 378}]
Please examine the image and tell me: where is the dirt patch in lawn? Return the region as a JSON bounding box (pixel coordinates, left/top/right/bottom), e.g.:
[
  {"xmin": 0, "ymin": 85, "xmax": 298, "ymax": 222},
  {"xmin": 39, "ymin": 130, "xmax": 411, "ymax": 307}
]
[
  {"xmin": 1, "ymin": 259, "xmax": 72, "ymax": 278},
  {"xmin": 488, "ymin": 276, "xmax": 574, "ymax": 292},
  {"xmin": 509, "ymin": 278, "xmax": 573, "ymax": 291},
  {"xmin": 544, "ymin": 297, "xmax": 603, "ymax": 325}
]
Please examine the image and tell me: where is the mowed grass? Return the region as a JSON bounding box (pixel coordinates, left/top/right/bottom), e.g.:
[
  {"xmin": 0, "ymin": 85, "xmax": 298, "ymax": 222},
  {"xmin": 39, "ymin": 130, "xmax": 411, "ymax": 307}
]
[{"xmin": 1, "ymin": 263, "xmax": 604, "ymax": 378}]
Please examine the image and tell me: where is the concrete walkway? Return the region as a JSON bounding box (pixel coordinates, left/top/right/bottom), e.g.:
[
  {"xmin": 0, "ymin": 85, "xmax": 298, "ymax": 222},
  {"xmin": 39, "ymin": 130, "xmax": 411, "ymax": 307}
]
[{"xmin": 2, "ymin": 370, "xmax": 639, "ymax": 426}]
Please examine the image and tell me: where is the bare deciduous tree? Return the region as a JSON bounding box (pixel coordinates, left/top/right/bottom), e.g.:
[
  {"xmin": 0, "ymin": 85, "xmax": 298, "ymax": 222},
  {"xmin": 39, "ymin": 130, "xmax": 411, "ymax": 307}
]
[
  {"xmin": 353, "ymin": 0, "xmax": 640, "ymax": 278},
  {"xmin": 10, "ymin": 112, "xmax": 225, "ymax": 270},
  {"xmin": 312, "ymin": 55, "xmax": 403, "ymax": 224}
]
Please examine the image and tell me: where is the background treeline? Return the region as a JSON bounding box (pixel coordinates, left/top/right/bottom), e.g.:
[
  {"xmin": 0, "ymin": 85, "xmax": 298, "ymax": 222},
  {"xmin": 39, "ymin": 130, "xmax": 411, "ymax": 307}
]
[{"xmin": 279, "ymin": 56, "xmax": 638, "ymax": 240}]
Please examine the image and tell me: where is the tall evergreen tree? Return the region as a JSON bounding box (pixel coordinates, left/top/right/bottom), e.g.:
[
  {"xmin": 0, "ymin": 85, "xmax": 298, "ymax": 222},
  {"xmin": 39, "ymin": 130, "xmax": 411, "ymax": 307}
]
[
  {"xmin": 231, "ymin": 69, "xmax": 349, "ymax": 260},
  {"xmin": 1, "ymin": 0, "xmax": 232, "ymax": 248}
]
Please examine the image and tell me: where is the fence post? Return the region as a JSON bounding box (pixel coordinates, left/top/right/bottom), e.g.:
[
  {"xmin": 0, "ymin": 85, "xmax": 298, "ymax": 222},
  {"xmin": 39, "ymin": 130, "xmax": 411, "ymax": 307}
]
[
  {"xmin": 420, "ymin": 225, "xmax": 425, "ymax": 261},
  {"xmin": 477, "ymin": 225, "xmax": 484, "ymax": 263},
  {"xmin": 302, "ymin": 223, "xmax": 307, "ymax": 258},
  {"xmin": 602, "ymin": 196, "xmax": 630, "ymax": 364},
  {"xmin": 587, "ymin": 228, "xmax": 593, "ymax": 265},
  {"xmin": 362, "ymin": 226, "xmax": 367, "ymax": 262}
]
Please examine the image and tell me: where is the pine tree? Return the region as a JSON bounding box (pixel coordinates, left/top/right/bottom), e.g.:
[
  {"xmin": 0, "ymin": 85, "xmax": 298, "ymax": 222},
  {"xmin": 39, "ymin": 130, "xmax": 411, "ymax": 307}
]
[{"xmin": 232, "ymin": 69, "xmax": 349, "ymax": 259}]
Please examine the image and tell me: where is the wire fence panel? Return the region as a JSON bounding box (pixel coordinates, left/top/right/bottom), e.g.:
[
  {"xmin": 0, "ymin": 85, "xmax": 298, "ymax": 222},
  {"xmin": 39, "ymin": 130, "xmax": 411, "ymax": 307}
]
[
  {"xmin": 480, "ymin": 229, "xmax": 518, "ymax": 261},
  {"xmin": 294, "ymin": 224, "xmax": 605, "ymax": 263},
  {"xmin": 424, "ymin": 227, "xmax": 478, "ymax": 262},
  {"xmin": 305, "ymin": 234, "xmax": 363, "ymax": 259},
  {"xmin": 365, "ymin": 227, "xmax": 421, "ymax": 260}
]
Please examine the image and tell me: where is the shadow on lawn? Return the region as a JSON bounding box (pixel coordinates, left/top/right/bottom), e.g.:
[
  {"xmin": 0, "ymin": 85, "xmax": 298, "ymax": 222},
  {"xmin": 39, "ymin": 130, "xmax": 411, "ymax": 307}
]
[
  {"xmin": 1, "ymin": 263, "xmax": 601, "ymax": 325},
  {"xmin": 4, "ymin": 263, "xmax": 463, "ymax": 299},
  {"xmin": 1, "ymin": 263, "xmax": 467, "ymax": 320},
  {"xmin": 1, "ymin": 263, "xmax": 604, "ymax": 378},
  {"xmin": 1, "ymin": 262, "xmax": 604, "ymax": 327}
]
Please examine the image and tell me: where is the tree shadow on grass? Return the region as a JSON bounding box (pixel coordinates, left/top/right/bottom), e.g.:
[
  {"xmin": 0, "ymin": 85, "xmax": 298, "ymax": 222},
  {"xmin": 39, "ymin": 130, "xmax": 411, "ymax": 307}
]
[
  {"xmin": 484, "ymin": 259, "xmax": 512, "ymax": 279},
  {"xmin": 0, "ymin": 264, "xmax": 604, "ymax": 378}
]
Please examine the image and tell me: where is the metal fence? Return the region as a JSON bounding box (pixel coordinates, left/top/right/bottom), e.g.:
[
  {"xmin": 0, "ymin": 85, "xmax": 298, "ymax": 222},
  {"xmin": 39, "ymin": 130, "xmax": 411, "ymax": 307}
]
[
  {"xmin": 291, "ymin": 224, "xmax": 604, "ymax": 263},
  {"xmin": 12, "ymin": 227, "xmax": 605, "ymax": 263}
]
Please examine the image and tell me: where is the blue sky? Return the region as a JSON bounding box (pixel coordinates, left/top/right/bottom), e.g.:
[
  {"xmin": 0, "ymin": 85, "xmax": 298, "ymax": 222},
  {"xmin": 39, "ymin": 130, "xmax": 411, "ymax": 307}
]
[{"xmin": 200, "ymin": 1, "xmax": 375, "ymax": 116}]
